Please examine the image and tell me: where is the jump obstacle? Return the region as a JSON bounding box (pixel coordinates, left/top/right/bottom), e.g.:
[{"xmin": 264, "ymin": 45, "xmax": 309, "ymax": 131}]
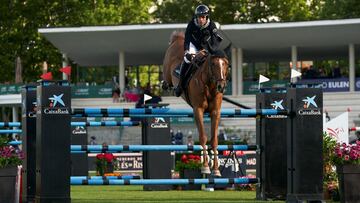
[
  {"xmin": 70, "ymin": 177, "xmax": 259, "ymax": 185},
  {"xmin": 9, "ymin": 142, "xmax": 257, "ymax": 152},
  {"xmin": 17, "ymin": 81, "xmax": 323, "ymax": 203},
  {"xmin": 0, "ymin": 121, "xmax": 140, "ymax": 128},
  {"xmin": 71, "ymin": 108, "xmax": 287, "ymax": 117}
]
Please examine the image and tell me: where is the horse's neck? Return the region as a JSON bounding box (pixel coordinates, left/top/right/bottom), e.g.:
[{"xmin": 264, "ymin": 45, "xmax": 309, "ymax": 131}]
[{"xmin": 198, "ymin": 57, "xmax": 211, "ymax": 84}]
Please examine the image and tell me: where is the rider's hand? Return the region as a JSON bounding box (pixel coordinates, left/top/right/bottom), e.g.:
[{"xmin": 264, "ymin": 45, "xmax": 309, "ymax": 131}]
[
  {"xmin": 185, "ymin": 53, "xmax": 192, "ymax": 61},
  {"xmin": 200, "ymin": 49, "xmax": 209, "ymax": 55}
]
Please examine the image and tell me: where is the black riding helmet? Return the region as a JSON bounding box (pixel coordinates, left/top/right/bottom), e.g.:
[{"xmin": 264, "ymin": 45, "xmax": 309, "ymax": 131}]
[{"xmin": 195, "ymin": 4, "xmax": 210, "ymax": 19}]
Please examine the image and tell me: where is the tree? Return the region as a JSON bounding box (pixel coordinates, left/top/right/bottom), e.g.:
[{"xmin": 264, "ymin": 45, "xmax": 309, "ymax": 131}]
[
  {"xmin": 0, "ymin": 0, "xmax": 154, "ymax": 83},
  {"xmin": 152, "ymin": 0, "xmax": 317, "ymax": 24},
  {"xmin": 318, "ymin": 0, "xmax": 360, "ymax": 19}
]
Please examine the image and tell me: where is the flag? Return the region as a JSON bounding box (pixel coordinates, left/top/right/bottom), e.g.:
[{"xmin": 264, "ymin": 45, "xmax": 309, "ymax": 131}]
[
  {"xmin": 40, "ymin": 72, "xmax": 53, "ymax": 80},
  {"xmin": 60, "ymin": 66, "xmax": 71, "ymax": 75},
  {"xmin": 259, "ymin": 75, "xmax": 270, "ymax": 84},
  {"xmin": 323, "ymin": 112, "xmax": 349, "ymax": 144},
  {"xmin": 291, "ymin": 69, "xmax": 302, "ymax": 78},
  {"xmin": 144, "ymin": 94, "xmax": 152, "ymax": 103}
]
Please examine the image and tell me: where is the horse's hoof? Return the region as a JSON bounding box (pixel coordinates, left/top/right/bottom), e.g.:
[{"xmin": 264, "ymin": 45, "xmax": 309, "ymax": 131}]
[
  {"xmin": 212, "ymin": 169, "xmax": 221, "ymax": 177},
  {"xmin": 201, "ymin": 166, "xmax": 211, "ymax": 174},
  {"xmin": 161, "ymin": 81, "xmax": 169, "ymax": 90}
]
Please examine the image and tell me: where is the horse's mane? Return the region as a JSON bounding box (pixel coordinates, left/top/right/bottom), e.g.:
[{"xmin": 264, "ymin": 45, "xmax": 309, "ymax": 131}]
[
  {"xmin": 211, "ymin": 50, "xmax": 228, "ymax": 59},
  {"xmin": 169, "ymin": 31, "xmax": 184, "ymax": 45}
]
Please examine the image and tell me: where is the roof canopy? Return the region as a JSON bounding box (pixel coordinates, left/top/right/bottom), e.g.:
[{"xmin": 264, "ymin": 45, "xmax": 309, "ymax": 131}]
[{"xmin": 39, "ymin": 18, "xmax": 360, "ymax": 66}]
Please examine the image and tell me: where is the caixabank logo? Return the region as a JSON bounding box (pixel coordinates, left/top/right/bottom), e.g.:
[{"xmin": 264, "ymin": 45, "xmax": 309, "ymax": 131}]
[
  {"xmin": 150, "ymin": 117, "xmax": 168, "ymax": 128},
  {"xmin": 44, "ymin": 93, "xmax": 69, "ymax": 114},
  {"xmin": 298, "ymin": 95, "xmax": 321, "ymax": 115},
  {"xmin": 72, "ymin": 126, "xmax": 87, "ymax": 135},
  {"xmin": 267, "ymin": 99, "xmax": 287, "ymax": 118}
]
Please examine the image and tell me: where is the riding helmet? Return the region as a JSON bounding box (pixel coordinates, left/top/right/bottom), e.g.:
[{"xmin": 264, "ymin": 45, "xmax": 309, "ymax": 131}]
[{"xmin": 195, "ymin": 4, "xmax": 210, "ymax": 17}]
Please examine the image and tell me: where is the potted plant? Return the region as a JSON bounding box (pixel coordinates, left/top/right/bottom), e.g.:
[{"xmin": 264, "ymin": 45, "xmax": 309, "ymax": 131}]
[
  {"xmin": 322, "ymin": 133, "xmax": 340, "ymax": 201},
  {"xmin": 175, "ymin": 153, "xmax": 202, "ymax": 190},
  {"xmin": 95, "ymin": 153, "xmax": 116, "ymax": 176},
  {"xmin": 325, "ymin": 133, "xmax": 360, "ymax": 203},
  {"xmin": 0, "ymin": 135, "xmax": 24, "ymax": 203}
]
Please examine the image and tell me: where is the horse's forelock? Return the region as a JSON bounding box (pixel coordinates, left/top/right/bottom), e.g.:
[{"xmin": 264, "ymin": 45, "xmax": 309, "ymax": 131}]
[{"xmin": 169, "ymin": 31, "xmax": 184, "ymax": 45}]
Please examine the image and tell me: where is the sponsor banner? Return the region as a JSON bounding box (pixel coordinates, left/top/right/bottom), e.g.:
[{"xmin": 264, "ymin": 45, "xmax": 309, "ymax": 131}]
[
  {"xmin": 243, "ymin": 80, "xmax": 288, "ymax": 95},
  {"xmin": 244, "ymin": 78, "xmax": 360, "ymax": 94},
  {"xmin": 116, "ymin": 153, "xmax": 143, "ymax": 171},
  {"xmin": 150, "ymin": 117, "xmax": 169, "ymax": 128},
  {"xmin": 170, "ymin": 117, "xmax": 210, "ymax": 124},
  {"xmin": 356, "ymin": 77, "xmax": 360, "ymax": 91},
  {"xmin": 299, "ymin": 78, "xmax": 349, "ymax": 92},
  {"xmin": 72, "ymin": 126, "xmax": 87, "ymax": 135},
  {"xmin": 42, "ymin": 93, "xmax": 70, "ymax": 115},
  {"xmin": 218, "ymin": 152, "xmax": 256, "ymax": 171},
  {"xmin": 72, "ymin": 85, "xmax": 113, "ymax": 98},
  {"xmin": 297, "ymin": 94, "xmax": 322, "ymax": 116},
  {"xmin": 0, "ymin": 84, "xmax": 22, "ymax": 95}
]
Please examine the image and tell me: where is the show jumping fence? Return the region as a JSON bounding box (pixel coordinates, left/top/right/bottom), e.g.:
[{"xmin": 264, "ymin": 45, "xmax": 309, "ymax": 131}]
[{"xmin": 10, "ymin": 81, "xmax": 323, "ymax": 203}]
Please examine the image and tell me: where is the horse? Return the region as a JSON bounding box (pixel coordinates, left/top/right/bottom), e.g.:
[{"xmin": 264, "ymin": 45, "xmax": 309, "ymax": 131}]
[{"xmin": 162, "ymin": 31, "xmax": 229, "ymax": 176}]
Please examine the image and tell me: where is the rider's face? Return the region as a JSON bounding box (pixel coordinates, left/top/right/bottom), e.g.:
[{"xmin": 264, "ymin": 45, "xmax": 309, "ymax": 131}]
[{"xmin": 197, "ymin": 15, "xmax": 207, "ymax": 26}]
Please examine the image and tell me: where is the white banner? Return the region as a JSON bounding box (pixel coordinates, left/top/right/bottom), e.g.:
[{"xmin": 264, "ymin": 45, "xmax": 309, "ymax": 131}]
[{"xmin": 323, "ymin": 112, "xmax": 349, "ymax": 144}]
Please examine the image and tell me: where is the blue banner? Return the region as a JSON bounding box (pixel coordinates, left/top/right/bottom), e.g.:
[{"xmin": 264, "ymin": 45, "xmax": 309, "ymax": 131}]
[
  {"xmin": 356, "ymin": 77, "xmax": 360, "ymax": 91},
  {"xmin": 298, "ymin": 78, "xmax": 350, "ymax": 92}
]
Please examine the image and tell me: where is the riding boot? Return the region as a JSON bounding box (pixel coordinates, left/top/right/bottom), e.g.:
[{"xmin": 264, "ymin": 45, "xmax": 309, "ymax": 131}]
[{"xmin": 175, "ymin": 62, "xmax": 190, "ymax": 97}]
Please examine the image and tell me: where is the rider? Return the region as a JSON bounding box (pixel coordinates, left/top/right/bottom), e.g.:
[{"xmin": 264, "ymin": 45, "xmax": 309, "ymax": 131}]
[{"xmin": 174, "ymin": 4, "xmax": 223, "ymax": 97}]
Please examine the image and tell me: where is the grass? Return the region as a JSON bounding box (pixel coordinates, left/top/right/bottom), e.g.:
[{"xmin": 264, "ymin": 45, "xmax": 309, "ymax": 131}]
[{"xmin": 71, "ymin": 185, "xmax": 285, "ymax": 203}]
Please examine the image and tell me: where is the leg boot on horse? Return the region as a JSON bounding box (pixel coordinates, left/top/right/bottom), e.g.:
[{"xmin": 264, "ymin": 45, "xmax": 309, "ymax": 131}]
[{"xmin": 174, "ymin": 61, "xmax": 190, "ymax": 97}]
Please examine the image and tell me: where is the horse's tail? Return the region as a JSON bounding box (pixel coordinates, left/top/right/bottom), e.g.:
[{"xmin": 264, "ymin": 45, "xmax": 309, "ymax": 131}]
[{"xmin": 169, "ymin": 31, "xmax": 184, "ymax": 45}]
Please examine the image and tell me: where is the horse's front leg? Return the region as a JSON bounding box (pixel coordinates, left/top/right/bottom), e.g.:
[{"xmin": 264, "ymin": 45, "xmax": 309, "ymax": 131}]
[
  {"xmin": 193, "ymin": 107, "xmax": 210, "ymax": 174},
  {"xmin": 209, "ymin": 97, "xmax": 223, "ymax": 177}
]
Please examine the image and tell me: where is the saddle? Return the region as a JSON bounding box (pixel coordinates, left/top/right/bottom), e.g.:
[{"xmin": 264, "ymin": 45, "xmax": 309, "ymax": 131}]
[
  {"xmin": 172, "ymin": 51, "xmax": 208, "ymax": 90},
  {"xmin": 172, "ymin": 51, "xmax": 208, "ymax": 106}
]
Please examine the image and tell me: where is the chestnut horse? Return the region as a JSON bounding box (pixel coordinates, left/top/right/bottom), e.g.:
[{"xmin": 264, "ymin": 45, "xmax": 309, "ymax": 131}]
[{"xmin": 162, "ymin": 31, "xmax": 229, "ymax": 176}]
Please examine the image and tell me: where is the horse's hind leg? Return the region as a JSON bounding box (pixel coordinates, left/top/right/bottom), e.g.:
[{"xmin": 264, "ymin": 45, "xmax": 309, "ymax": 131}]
[{"xmin": 193, "ymin": 107, "xmax": 210, "ymax": 174}]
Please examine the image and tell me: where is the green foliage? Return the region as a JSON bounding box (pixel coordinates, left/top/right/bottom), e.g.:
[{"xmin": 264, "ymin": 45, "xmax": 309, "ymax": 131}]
[
  {"xmin": 79, "ymin": 0, "xmax": 153, "ymax": 25},
  {"xmin": 319, "ymin": 0, "xmax": 360, "ymax": 19},
  {"xmin": 153, "ymin": 0, "xmax": 318, "ymax": 24},
  {"xmin": 0, "ymin": 0, "xmax": 154, "ymax": 83},
  {"xmin": 323, "ymin": 133, "xmax": 338, "ymax": 182}
]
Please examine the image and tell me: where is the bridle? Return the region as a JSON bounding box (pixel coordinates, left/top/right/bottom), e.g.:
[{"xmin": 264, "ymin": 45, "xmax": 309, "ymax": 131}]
[{"xmin": 208, "ymin": 56, "xmax": 228, "ymax": 93}]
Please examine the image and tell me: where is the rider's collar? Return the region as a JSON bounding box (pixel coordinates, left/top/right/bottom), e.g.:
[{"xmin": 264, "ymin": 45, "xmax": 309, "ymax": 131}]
[{"xmin": 194, "ymin": 18, "xmax": 210, "ymax": 30}]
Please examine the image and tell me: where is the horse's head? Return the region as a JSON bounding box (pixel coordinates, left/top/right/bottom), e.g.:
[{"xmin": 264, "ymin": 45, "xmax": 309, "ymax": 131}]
[{"xmin": 209, "ymin": 51, "xmax": 229, "ymax": 93}]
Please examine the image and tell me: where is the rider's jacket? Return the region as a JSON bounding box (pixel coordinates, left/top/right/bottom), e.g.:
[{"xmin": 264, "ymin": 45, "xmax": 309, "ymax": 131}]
[{"xmin": 184, "ymin": 17, "xmax": 223, "ymax": 54}]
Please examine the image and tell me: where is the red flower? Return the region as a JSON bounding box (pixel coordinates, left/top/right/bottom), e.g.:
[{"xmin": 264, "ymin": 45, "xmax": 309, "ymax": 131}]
[
  {"xmin": 104, "ymin": 153, "xmax": 115, "ymax": 162},
  {"xmin": 181, "ymin": 154, "xmax": 188, "ymax": 163},
  {"xmin": 96, "ymin": 153, "xmax": 104, "ymax": 159}
]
